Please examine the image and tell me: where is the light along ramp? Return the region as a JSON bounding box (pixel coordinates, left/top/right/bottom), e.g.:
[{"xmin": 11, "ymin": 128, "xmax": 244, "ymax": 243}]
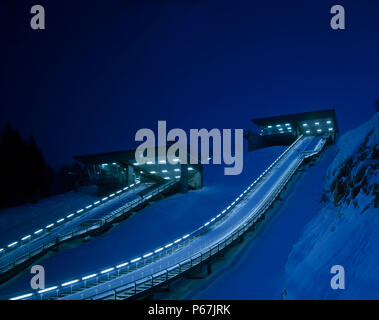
[
  {"xmin": 9, "ymin": 134, "xmax": 328, "ymax": 300},
  {"xmin": 0, "ymin": 180, "xmax": 178, "ymax": 282}
]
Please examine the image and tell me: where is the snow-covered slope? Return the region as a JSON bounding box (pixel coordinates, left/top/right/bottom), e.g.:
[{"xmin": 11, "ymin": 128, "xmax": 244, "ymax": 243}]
[
  {"xmin": 0, "ymin": 186, "xmax": 99, "ymax": 249},
  {"xmin": 281, "ymin": 113, "xmax": 379, "ymax": 299},
  {"xmin": 0, "ymin": 146, "xmax": 286, "ymax": 298}
]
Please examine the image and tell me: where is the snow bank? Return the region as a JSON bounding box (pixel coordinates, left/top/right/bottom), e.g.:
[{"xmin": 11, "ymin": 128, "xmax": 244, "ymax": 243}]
[{"xmin": 281, "ymin": 113, "xmax": 379, "ymax": 299}]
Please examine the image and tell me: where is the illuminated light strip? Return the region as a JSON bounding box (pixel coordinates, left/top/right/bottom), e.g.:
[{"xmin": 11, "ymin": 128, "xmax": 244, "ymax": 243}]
[
  {"xmin": 82, "ymin": 274, "xmax": 97, "ymax": 280},
  {"xmin": 109, "ymin": 193, "xmax": 115, "ymax": 197},
  {"xmin": 61, "ymin": 279, "xmax": 79, "ymax": 287},
  {"xmin": 100, "ymin": 267, "xmax": 114, "ymax": 274},
  {"xmin": 143, "ymin": 252, "xmax": 153, "ymax": 258},
  {"xmin": 154, "ymin": 248, "xmax": 163, "ymax": 253},
  {"xmin": 10, "ymin": 293, "xmax": 33, "ymax": 300},
  {"xmin": 116, "ymin": 190, "xmax": 122, "ymax": 194},
  {"xmin": 116, "ymin": 262, "xmax": 128, "ymax": 269},
  {"xmin": 164, "ymin": 243, "xmax": 173, "ymax": 249},
  {"xmin": 174, "ymin": 238, "xmax": 182, "ymax": 244},
  {"xmin": 38, "ymin": 286, "xmax": 57, "ymax": 294},
  {"xmin": 130, "ymin": 257, "xmax": 141, "ymax": 263},
  {"xmin": 182, "ymin": 234, "xmax": 190, "ymax": 239},
  {"xmin": 216, "ymin": 214, "xmax": 221, "ymax": 218},
  {"xmin": 197, "ymin": 134, "xmax": 303, "ymax": 237},
  {"xmin": 1, "ymin": 183, "xmax": 144, "ymax": 266},
  {"xmin": 204, "ymin": 222, "xmax": 210, "ymax": 227}
]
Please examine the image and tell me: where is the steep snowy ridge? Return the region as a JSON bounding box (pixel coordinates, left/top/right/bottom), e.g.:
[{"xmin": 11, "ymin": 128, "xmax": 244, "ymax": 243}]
[{"xmin": 281, "ymin": 113, "xmax": 379, "ymax": 299}]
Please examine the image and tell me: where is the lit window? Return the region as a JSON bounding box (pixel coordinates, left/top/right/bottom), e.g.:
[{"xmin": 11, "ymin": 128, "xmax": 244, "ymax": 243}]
[
  {"xmin": 315, "ymin": 122, "xmax": 320, "ymax": 125},
  {"xmin": 267, "ymin": 125, "xmax": 272, "ymax": 128},
  {"xmin": 317, "ymin": 129, "xmax": 322, "ymax": 132},
  {"xmin": 328, "ymin": 128, "xmax": 333, "ymax": 131},
  {"xmin": 285, "ymin": 123, "xmax": 290, "ymax": 126},
  {"xmin": 276, "ymin": 124, "xmax": 281, "ymax": 127},
  {"xmin": 161, "ymin": 169, "xmax": 168, "ymax": 173},
  {"xmin": 306, "ymin": 130, "xmax": 310, "ymax": 134},
  {"xmin": 326, "ymin": 120, "xmax": 332, "ymax": 124},
  {"xmin": 302, "ymin": 123, "xmax": 308, "ymax": 127}
]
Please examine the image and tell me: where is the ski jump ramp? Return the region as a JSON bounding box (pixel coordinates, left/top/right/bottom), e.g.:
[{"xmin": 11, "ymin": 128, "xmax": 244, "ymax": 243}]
[{"xmin": 9, "ymin": 134, "xmax": 329, "ymax": 300}]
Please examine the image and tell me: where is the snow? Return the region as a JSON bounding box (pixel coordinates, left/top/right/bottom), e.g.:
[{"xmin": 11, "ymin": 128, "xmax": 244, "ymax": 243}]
[
  {"xmin": 0, "ymin": 186, "xmax": 99, "ymax": 249},
  {"xmin": 280, "ymin": 113, "xmax": 379, "ymax": 299},
  {"xmin": 0, "ymin": 145, "xmax": 287, "ymax": 298}
]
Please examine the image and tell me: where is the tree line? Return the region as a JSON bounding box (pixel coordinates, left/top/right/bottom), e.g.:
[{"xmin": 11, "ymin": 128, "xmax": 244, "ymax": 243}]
[{"xmin": 0, "ymin": 124, "xmax": 87, "ymax": 210}]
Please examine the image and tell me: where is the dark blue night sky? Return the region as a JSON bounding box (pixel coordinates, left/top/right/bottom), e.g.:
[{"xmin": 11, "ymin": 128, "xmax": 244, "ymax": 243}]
[{"xmin": 1, "ymin": 0, "xmax": 378, "ymax": 165}]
